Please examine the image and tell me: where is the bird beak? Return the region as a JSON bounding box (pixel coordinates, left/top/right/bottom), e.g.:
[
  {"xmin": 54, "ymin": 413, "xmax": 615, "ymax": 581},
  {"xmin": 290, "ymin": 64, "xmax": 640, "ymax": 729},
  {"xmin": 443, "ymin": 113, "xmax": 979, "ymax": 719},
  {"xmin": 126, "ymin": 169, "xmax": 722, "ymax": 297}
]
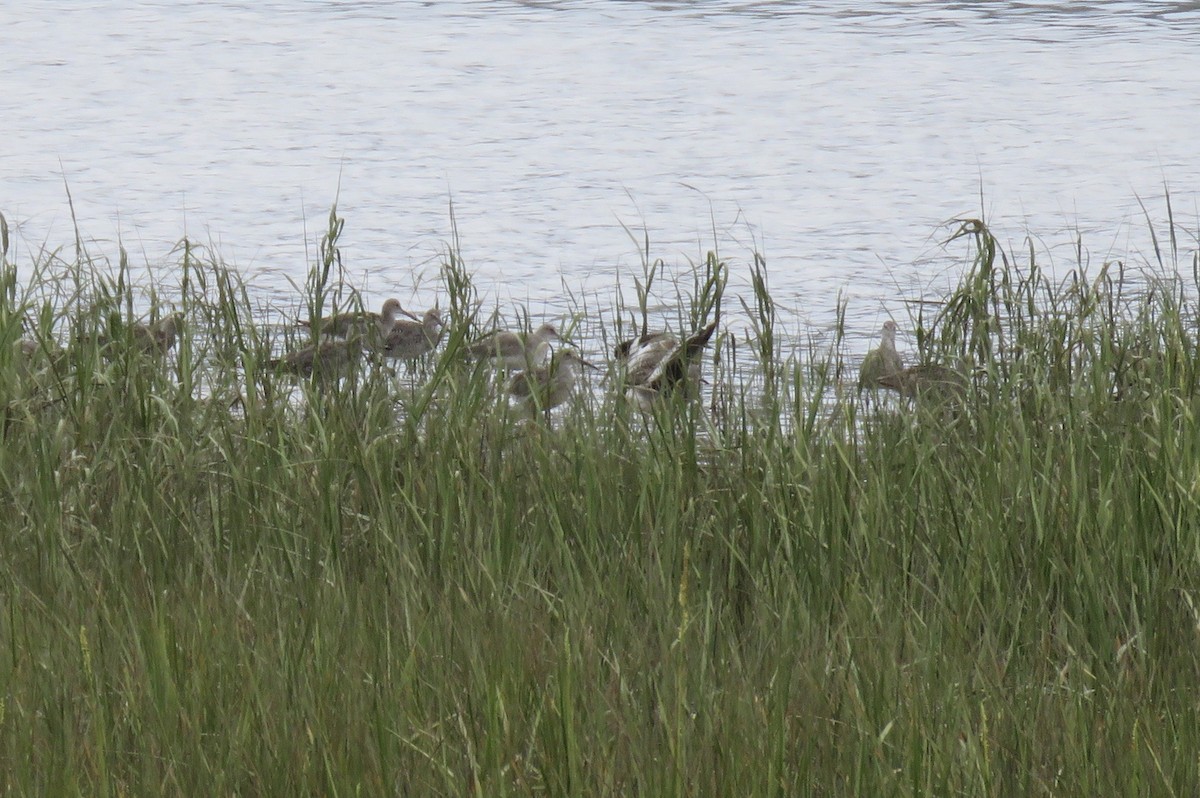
[{"xmin": 579, "ymin": 358, "xmax": 601, "ymax": 370}]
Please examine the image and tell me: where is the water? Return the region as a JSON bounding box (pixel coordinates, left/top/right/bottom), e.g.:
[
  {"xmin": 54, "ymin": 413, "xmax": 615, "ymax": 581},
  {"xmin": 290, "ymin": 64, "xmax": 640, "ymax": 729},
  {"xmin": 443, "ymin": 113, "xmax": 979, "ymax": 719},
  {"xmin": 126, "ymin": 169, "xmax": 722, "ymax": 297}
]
[{"xmin": 3, "ymin": 1, "xmax": 1199, "ymax": 357}]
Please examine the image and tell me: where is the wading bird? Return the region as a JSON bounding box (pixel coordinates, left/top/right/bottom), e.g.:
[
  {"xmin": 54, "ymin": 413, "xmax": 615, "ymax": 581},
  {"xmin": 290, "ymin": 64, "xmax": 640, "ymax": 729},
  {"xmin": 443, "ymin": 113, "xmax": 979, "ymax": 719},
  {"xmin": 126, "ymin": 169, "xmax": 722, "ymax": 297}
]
[
  {"xmin": 467, "ymin": 322, "xmax": 561, "ymax": 370},
  {"xmin": 12, "ymin": 338, "xmax": 51, "ymax": 379},
  {"xmin": 858, "ymin": 320, "xmax": 904, "ymax": 390},
  {"xmin": 506, "ymin": 348, "xmax": 597, "ymax": 417},
  {"xmin": 381, "ymin": 308, "xmax": 445, "ymax": 367},
  {"xmin": 620, "ymin": 320, "xmax": 718, "ymax": 409},
  {"xmin": 613, "ymin": 329, "xmax": 677, "ymax": 362},
  {"xmin": 875, "ymin": 363, "xmax": 968, "ymax": 404},
  {"xmin": 299, "ymin": 298, "xmax": 404, "ymax": 342},
  {"xmin": 92, "ymin": 311, "xmax": 184, "ymax": 358},
  {"xmin": 268, "ymin": 339, "xmax": 360, "ymax": 380}
]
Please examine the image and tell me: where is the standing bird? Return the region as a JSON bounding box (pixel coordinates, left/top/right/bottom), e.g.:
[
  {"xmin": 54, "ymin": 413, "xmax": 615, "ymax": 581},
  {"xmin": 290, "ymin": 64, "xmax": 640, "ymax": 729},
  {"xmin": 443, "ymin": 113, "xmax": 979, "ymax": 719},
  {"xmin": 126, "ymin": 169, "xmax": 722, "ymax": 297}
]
[
  {"xmin": 268, "ymin": 339, "xmax": 360, "ymax": 380},
  {"xmin": 858, "ymin": 320, "xmax": 904, "ymax": 389},
  {"xmin": 621, "ymin": 320, "xmax": 718, "ymax": 409},
  {"xmin": 506, "ymin": 349, "xmax": 597, "ymax": 416},
  {"xmin": 380, "ymin": 308, "xmax": 445, "ymax": 367},
  {"xmin": 299, "ymin": 298, "xmax": 404, "ymax": 343},
  {"xmin": 467, "ymin": 322, "xmax": 561, "ymax": 370}
]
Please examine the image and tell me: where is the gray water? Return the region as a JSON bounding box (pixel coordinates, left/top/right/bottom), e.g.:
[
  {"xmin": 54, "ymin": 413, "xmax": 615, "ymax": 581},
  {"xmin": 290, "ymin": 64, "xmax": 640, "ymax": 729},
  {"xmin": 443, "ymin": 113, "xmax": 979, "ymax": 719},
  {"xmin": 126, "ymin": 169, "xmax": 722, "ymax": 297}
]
[{"xmin": 4, "ymin": 1, "xmax": 1200, "ymax": 356}]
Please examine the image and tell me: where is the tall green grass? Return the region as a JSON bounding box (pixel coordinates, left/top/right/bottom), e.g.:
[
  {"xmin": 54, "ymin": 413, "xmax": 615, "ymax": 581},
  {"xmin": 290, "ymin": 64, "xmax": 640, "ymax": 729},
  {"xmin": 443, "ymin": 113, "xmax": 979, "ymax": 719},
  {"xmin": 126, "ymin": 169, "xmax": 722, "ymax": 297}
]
[{"xmin": 0, "ymin": 205, "xmax": 1198, "ymax": 795}]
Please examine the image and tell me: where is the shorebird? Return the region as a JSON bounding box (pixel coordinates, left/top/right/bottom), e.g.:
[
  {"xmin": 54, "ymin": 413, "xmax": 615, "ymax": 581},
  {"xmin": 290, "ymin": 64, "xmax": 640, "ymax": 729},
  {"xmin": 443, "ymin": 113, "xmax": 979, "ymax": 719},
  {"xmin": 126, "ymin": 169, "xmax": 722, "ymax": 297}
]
[
  {"xmin": 93, "ymin": 312, "xmax": 184, "ymax": 358},
  {"xmin": 875, "ymin": 364, "xmax": 967, "ymax": 404},
  {"xmin": 14, "ymin": 338, "xmax": 40, "ymax": 359},
  {"xmin": 467, "ymin": 322, "xmax": 561, "ymax": 370},
  {"xmin": 268, "ymin": 339, "xmax": 360, "ymax": 380},
  {"xmin": 506, "ymin": 349, "xmax": 597, "ymax": 416},
  {"xmin": 380, "ymin": 308, "xmax": 444, "ymax": 367},
  {"xmin": 299, "ymin": 298, "xmax": 404, "ymax": 342},
  {"xmin": 13, "ymin": 338, "xmax": 44, "ymax": 379},
  {"xmin": 613, "ymin": 330, "xmax": 677, "ymax": 362},
  {"xmin": 858, "ymin": 320, "xmax": 904, "ymax": 389},
  {"xmin": 621, "ymin": 320, "xmax": 718, "ymax": 409},
  {"xmin": 132, "ymin": 312, "xmax": 184, "ymax": 356}
]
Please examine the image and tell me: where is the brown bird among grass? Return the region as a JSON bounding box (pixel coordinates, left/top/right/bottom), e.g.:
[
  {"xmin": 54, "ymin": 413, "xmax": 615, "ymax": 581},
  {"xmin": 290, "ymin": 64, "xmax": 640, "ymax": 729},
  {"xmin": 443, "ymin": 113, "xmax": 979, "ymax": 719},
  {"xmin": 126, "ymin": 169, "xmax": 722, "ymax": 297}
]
[
  {"xmin": 12, "ymin": 338, "xmax": 52, "ymax": 380},
  {"xmin": 858, "ymin": 320, "xmax": 904, "ymax": 389},
  {"xmin": 613, "ymin": 329, "xmax": 677, "ymax": 362},
  {"xmin": 299, "ymin": 298, "xmax": 404, "ymax": 342},
  {"xmin": 268, "ymin": 339, "xmax": 360, "ymax": 380},
  {"xmin": 467, "ymin": 323, "xmax": 561, "ymax": 370},
  {"xmin": 506, "ymin": 349, "xmax": 597, "ymax": 416},
  {"xmin": 380, "ymin": 308, "xmax": 445, "ymax": 367},
  {"xmin": 92, "ymin": 312, "xmax": 185, "ymax": 358},
  {"xmin": 621, "ymin": 320, "xmax": 718, "ymax": 409},
  {"xmin": 875, "ymin": 363, "xmax": 968, "ymax": 404}
]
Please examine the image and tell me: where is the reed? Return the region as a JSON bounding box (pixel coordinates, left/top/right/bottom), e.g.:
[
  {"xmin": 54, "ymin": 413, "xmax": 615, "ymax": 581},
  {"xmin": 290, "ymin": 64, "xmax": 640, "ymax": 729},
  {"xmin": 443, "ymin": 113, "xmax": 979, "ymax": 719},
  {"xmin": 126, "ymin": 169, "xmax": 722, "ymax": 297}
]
[{"xmin": 0, "ymin": 203, "xmax": 1198, "ymax": 795}]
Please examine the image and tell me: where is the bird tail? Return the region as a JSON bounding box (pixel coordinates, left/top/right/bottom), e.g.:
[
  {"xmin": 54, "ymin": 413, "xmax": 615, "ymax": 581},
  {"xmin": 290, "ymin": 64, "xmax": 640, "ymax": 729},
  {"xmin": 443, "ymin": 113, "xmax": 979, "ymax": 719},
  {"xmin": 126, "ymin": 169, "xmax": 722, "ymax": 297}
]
[{"xmin": 684, "ymin": 320, "xmax": 718, "ymax": 355}]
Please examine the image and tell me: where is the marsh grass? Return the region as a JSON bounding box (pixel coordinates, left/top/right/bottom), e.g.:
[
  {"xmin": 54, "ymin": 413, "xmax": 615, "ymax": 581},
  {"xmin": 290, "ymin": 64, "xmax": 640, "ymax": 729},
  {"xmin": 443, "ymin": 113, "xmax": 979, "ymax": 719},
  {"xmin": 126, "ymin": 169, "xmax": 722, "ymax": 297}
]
[{"xmin": 0, "ymin": 205, "xmax": 1199, "ymax": 795}]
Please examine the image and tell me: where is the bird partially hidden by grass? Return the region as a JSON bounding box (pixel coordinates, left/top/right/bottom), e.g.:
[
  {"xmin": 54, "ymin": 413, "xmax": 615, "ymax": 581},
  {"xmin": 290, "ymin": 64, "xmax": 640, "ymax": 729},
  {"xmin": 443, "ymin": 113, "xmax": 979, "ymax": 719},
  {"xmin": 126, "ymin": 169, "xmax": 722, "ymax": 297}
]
[
  {"xmin": 858, "ymin": 320, "xmax": 904, "ymax": 390},
  {"xmin": 136, "ymin": 312, "xmax": 185, "ymax": 355},
  {"xmin": 620, "ymin": 320, "xmax": 718, "ymax": 410},
  {"xmin": 380, "ymin": 308, "xmax": 445, "ymax": 369},
  {"xmin": 268, "ymin": 339, "xmax": 361, "ymax": 381},
  {"xmin": 612, "ymin": 330, "xmax": 677, "ymax": 362},
  {"xmin": 506, "ymin": 348, "xmax": 598, "ymax": 417},
  {"xmin": 11, "ymin": 337, "xmax": 66, "ymax": 382},
  {"xmin": 91, "ymin": 312, "xmax": 185, "ymax": 359},
  {"xmin": 299, "ymin": 298, "xmax": 404, "ymax": 344},
  {"xmin": 467, "ymin": 323, "xmax": 561, "ymax": 371},
  {"xmin": 875, "ymin": 363, "xmax": 968, "ymax": 405}
]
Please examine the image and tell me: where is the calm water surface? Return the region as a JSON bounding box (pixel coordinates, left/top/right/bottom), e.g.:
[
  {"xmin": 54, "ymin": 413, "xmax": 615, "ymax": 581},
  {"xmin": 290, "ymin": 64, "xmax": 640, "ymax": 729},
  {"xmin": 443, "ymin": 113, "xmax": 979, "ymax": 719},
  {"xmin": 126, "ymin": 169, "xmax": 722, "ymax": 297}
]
[{"xmin": 4, "ymin": 1, "xmax": 1200, "ymax": 353}]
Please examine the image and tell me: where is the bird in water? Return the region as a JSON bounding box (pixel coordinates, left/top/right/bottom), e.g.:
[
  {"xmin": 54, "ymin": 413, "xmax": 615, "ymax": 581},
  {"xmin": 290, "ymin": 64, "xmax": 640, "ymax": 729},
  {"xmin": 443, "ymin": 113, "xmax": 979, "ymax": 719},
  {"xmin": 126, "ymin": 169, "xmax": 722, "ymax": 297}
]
[
  {"xmin": 875, "ymin": 363, "xmax": 968, "ymax": 404},
  {"xmin": 299, "ymin": 298, "xmax": 404, "ymax": 343},
  {"xmin": 858, "ymin": 320, "xmax": 904, "ymax": 390},
  {"xmin": 268, "ymin": 339, "xmax": 360, "ymax": 380},
  {"xmin": 92, "ymin": 311, "xmax": 184, "ymax": 358},
  {"xmin": 380, "ymin": 308, "xmax": 445, "ymax": 368},
  {"xmin": 134, "ymin": 312, "xmax": 185, "ymax": 355},
  {"xmin": 506, "ymin": 348, "xmax": 597, "ymax": 417},
  {"xmin": 613, "ymin": 329, "xmax": 677, "ymax": 362},
  {"xmin": 620, "ymin": 320, "xmax": 718, "ymax": 409},
  {"xmin": 467, "ymin": 322, "xmax": 561, "ymax": 370}
]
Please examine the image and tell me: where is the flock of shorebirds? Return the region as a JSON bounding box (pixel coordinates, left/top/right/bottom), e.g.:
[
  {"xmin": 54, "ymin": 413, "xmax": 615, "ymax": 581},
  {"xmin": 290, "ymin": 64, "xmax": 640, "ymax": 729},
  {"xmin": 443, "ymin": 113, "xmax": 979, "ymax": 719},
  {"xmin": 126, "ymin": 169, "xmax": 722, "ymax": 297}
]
[
  {"xmin": 267, "ymin": 298, "xmax": 727, "ymax": 415},
  {"xmin": 11, "ymin": 296, "xmax": 960, "ymax": 415},
  {"xmin": 9, "ymin": 296, "xmax": 725, "ymax": 416},
  {"xmin": 271, "ymin": 300, "xmax": 958, "ymax": 413}
]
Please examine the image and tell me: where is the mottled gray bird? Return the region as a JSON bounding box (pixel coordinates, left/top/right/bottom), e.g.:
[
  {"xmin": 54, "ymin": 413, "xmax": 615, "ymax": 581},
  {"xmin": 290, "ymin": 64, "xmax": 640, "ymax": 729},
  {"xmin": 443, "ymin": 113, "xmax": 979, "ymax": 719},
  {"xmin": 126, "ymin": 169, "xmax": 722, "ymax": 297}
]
[
  {"xmin": 299, "ymin": 298, "xmax": 404, "ymax": 342},
  {"xmin": 93, "ymin": 312, "xmax": 184, "ymax": 358},
  {"xmin": 506, "ymin": 349, "xmax": 596, "ymax": 416},
  {"xmin": 381, "ymin": 308, "xmax": 444, "ymax": 366},
  {"xmin": 613, "ymin": 330, "xmax": 677, "ymax": 362},
  {"xmin": 875, "ymin": 364, "xmax": 967, "ymax": 403},
  {"xmin": 621, "ymin": 320, "xmax": 718, "ymax": 409},
  {"xmin": 858, "ymin": 320, "xmax": 904, "ymax": 389},
  {"xmin": 467, "ymin": 322, "xmax": 560, "ymax": 370},
  {"xmin": 268, "ymin": 339, "xmax": 360, "ymax": 380}
]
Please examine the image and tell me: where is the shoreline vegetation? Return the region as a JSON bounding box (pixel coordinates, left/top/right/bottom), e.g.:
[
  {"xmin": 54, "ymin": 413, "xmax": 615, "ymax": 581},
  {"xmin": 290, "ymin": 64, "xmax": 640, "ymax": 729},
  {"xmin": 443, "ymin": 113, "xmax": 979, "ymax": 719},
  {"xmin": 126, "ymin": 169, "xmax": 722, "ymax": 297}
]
[{"xmin": 3, "ymin": 203, "xmax": 1200, "ymax": 794}]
